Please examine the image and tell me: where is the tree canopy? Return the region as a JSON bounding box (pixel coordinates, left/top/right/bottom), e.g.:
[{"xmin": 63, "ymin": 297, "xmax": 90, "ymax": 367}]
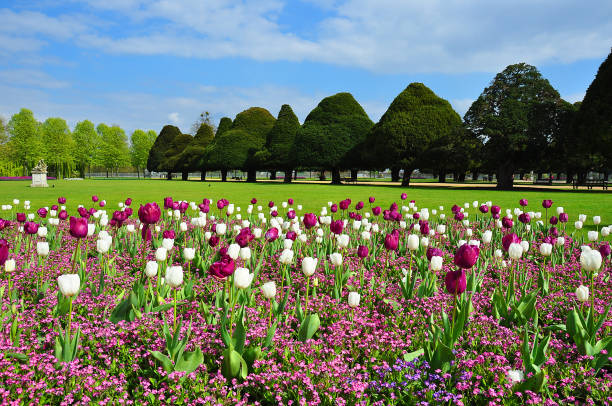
[
  {"xmin": 8, "ymin": 108, "xmax": 44, "ymax": 174},
  {"xmin": 147, "ymin": 125, "xmax": 182, "ymax": 173}
]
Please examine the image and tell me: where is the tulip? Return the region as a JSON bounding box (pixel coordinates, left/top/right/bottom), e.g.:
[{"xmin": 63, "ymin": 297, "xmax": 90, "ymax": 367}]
[
  {"xmin": 57, "ymin": 273, "xmax": 80, "ymax": 334},
  {"xmin": 575, "ymin": 285, "xmax": 589, "ymax": 303},
  {"xmin": 507, "ymin": 369, "xmax": 525, "ymax": 384},
  {"xmin": 384, "ymin": 233, "xmax": 399, "ymax": 251},
  {"xmin": 209, "ymin": 255, "xmax": 235, "ymax": 279},
  {"xmin": 580, "ymin": 250, "xmax": 602, "ymax": 273},
  {"xmin": 4, "ymin": 259, "xmax": 15, "ymax": 272},
  {"xmin": 24, "ymin": 221, "xmax": 39, "ymax": 235},
  {"xmin": 406, "ymin": 234, "xmax": 419, "ymax": 251},
  {"xmin": 445, "ymin": 269, "xmax": 466, "ymax": 295},
  {"xmin": 183, "ymin": 247, "xmax": 195, "ymax": 261},
  {"xmin": 599, "ymin": 243, "xmax": 611, "ymax": 258},
  {"xmin": 234, "ymin": 267, "xmax": 253, "ymax": 289},
  {"xmin": 138, "ymin": 203, "xmax": 161, "ymax": 225},
  {"xmin": 330, "ymin": 219, "xmax": 343, "ymax": 235},
  {"xmin": 69, "ymin": 216, "xmax": 88, "ymax": 239},
  {"xmin": 279, "ymin": 249, "xmax": 294, "ymax": 265},
  {"xmin": 162, "ymin": 238, "xmax": 174, "ymax": 251},
  {"xmin": 145, "ymin": 261, "xmax": 158, "ymax": 278},
  {"xmin": 508, "ymin": 243, "xmax": 523, "ymax": 260},
  {"xmin": 216, "ymin": 223, "xmax": 227, "ymax": 236},
  {"xmin": 265, "ymin": 227, "xmax": 279, "ymax": 241},
  {"xmin": 502, "ymin": 233, "xmax": 521, "ymax": 252},
  {"xmin": 330, "ymin": 252, "xmax": 343, "ymax": 267},
  {"xmin": 227, "ymin": 243, "xmax": 240, "ymax": 260},
  {"xmin": 430, "ymin": 256, "xmax": 443, "ymax": 271},
  {"xmin": 348, "ymin": 291, "xmax": 361, "ymax": 308},
  {"xmin": 0, "ymin": 239, "xmax": 9, "ymax": 266},
  {"xmin": 519, "ymin": 199, "xmax": 528, "ymax": 207},
  {"xmin": 302, "ymin": 257, "xmax": 317, "ymax": 277},
  {"xmin": 155, "ymin": 247, "xmax": 167, "ymax": 262},
  {"xmin": 261, "ymin": 281, "xmax": 276, "ymax": 299},
  {"xmin": 303, "ymin": 213, "xmax": 317, "ymax": 229},
  {"xmin": 357, "ymin": 245, "xmax": 369, "ymax": 258},
  {"xmin": 454, "ymin": 244, "xmax": 479, "ymax": 269},
  {"xmin": 36, "ymin": 241, "xmax": 49, "ymax": 257},
  {"xmin": 559, "ymin": 213, "xmax": 568, "ymax": 223},
  {"xmin": 539, "ymin": 243, "xmax": 552, "ymax": 257}
]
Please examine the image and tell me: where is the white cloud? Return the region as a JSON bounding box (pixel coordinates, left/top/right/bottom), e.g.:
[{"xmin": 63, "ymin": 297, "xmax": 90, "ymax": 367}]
[
  {"xmin": 168, "ymin": 112, "xmax": 180, "ymax": 124},
  {"xmin": 0, "ymin": 69, "xmax": 70, "ymax": 89}
]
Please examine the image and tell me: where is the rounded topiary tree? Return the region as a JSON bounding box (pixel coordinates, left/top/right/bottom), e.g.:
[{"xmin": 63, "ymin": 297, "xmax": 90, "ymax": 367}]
[
  {"xmin": 294, "ymin": 92, "xmax": 373, "ymax": 184},
  {"xmin": 366, "ymin": 83, "xmax": 463, "ymax": 186},
  {"xmin": 163, "ymin": 133, "xmax": 193, "ymax": 180},
  {"xmin": 147, "ymin": 125, "xmax": 182, "ymax": 179},
  {"xmin": 263, "ymin": 104, "xmax": 300, "ymax": 183},
  {"xmin": 182, "ymin": 123, "xmax": 215, "ymax": 181},
  {"xmin": 206, "ymin": 108, "xmax": 275, "ymax": 182}
]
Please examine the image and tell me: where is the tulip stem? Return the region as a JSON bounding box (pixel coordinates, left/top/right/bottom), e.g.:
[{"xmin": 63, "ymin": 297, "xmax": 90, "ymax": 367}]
[
  {"xmin": 304, "ymin": 276, "xmax": 311, "ymax": 315},
  {"xmin": 173, "ymin": 288, "xmax": 178, "ymax": 332},
  {"xmin": 268, "ymin": 299, "xmax": 272, "ymax": 328},
  {"xmin": 7, "ymin": 272, "xmax": 12, "ymax": 305},
  {"xmin": 67, "ymin": 297, "xmax": 73, "ymax": 338},
  {"xmin": 451, "ymin": 293, "xmax": 457, "ymax": 341},
  {"xmin": 72, "ymin": 239, "xmax": 81, "ymax": 274}
]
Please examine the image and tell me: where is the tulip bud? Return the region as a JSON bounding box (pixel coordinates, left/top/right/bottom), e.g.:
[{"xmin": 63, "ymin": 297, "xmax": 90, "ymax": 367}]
[
  {"xmin": 145, "ymin": 261, "xmax": 158, "ymax": 278},
  {"xmin": 155, "ymin": 247, "xmax": 167, "ymax": 262},
  {"xmin": 575, "ymin": 285, "xmax": 589, "ymax": 302},
  {"xmin": 261, "ymin": 281, "xmax": 276, "ymax": 299},
  {"xmin": 348, "ymin": 291, "xmax": 360, "ymax": 308},
  {"xmin": 302, "ymin": 257, "xmax": 318, "ymax": 277},
  {"xmin": 57, "ymin": 274, "xmax": 80, "ymax": 297},
  {"xmin": 234, "ymin": 267, "xmax": 253, "ymax": 289}
]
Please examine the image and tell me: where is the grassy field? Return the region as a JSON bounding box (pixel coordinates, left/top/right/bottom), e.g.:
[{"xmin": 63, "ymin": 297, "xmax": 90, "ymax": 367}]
[{"xmin": 1, "ymin": 179, "xmax": 611, "ymax": 230}]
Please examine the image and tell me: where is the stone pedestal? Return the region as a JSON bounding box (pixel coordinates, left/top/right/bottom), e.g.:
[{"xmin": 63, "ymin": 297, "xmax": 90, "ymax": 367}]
[{"xmin": 31, "ymin": 171, "xmax": 48, "ymax": 187}]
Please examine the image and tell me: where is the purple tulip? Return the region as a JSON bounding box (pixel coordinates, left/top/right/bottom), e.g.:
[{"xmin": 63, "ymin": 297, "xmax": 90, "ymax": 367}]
[
  {"xmin": 0, "ymin": 239, "xmax": 8, "ymax": 266},
  {"xmin": 268, "ymin": 201, "xmax": 275, "ymax": 208},
  {"xmin": 372, "ymin": 206, "xmax": 381, "ymax": 216},
  {"xmin": 78, "ymin": 207, "xmax": 90, "ymax": 218},
  {"xmin": 426, "ymin": 247, "xmax": 443, "ymax": 261},
  {"xmin": 413, "ymin": 212, "xmax": 420, "ymax": 220},
  {"xmin": 165, "ymin": 197, "xmax": 174, "ymax": 210},
  {"xmin": 208, "ymin": 255, "xmax": 235, "ymax": 280},
  {"xmin": 208, "ymin": 235, "xmax": 219, "ymax": 247},
  {"xmin": 491, "ymin": 206, "xmax": 501, "ymax": 216},
  {"xmin": 51, "ymin": 205, "xmax": 59, "ymax": 211},
  {"xmin": 559, "ymin": 213, "xmax": 569, "ymax": 223},
  {"xmin": 518, "ymin": 213, "xmax": 531, "ymax": 224},
  {"xmin": 357, "ymin": 245, "xmax": 369, "ymax": 258},
  {"xmin": 99, "ymin": 200, "xmax": 106, "ymax": 207},
  {"xmin": 421, "ymin": 222, "xmax": 430, "ymax": 235},
  {"xmin": 58, "ymin": 210, "xmax": 68, "ymax": 220},
  {"xmin": 502, "ymin": 233, "xmax": 521, "ymax": 251},
  {"xmin": 519, "ymin": 199, "xmax": 528, "ymax": 207},
  {"xmin": 24, "ymin": 222, "xmax": 39, "ymax": 235},
  {"xmin": 37, "ymin": 207, "xmax": 47, "ymax": 218},
  {"xmin": 163, "ymin": 230, "xmax": 176, "ymax": 239},
  {"xmin": 69, "ymin": 216, "xmax": 88, "ymax": 239},
  {"xmin": 138, "ymin": 203, "xmax": 161, "ymax": 224},
  {"xmin": 339, "ymin": 199, "xmax": 351, "ymax": 210},
  {"xmin": 549, "ymin": 227, "xmax": 559, "ymax": 237},
  {"xmin": 125, "ymin": 198, "xmax": 132, "ymax": 206},
  {"xmin": 599, "ymin": 243, "xmax": 611, "ymax": 258},
  {"xmin": 330, "ymin": 219, "xmax": 344, "ymax": 235},
  {"xmin": 92, "ymin": 195, "xmax": 99, "ymax": 203},
  {"xmin": 287, "ymin": 210, "xmax": 296, "ymax": 220},
  {"xmin": 502, "ymin": 216, "xmax": 513, "ymax": 229},
  {"xmin": 454, "ymin": 244, "xmax": 479, "ymax": 269},
  {"xmin": 286, "ymin": 231, "xmax": 297, "ymax": 241},
  {"xmin": 445, "ymin": 269, "xmax": 467, "ymax": 295},
  {"xmin": 288, "ymin": 198, "xmax": 294, "ymax": 205},
  {"xmin": 271, "ymin": 210, "xmax": 278, "ymax": 217},
  {"xmin": 451, "ymin": 204, "xmax": 461, "ymax": 213},
  {"xmin": 251, "ymin": 198, "xmax": 257, "ymax": 204},
  {"xmin": 355, "ymin": 201, "xmax": 364, "ymax": 211},
  {"xmin": 330, "ymin": 204, "xmax": 338, "ymax": 213},
  {"xmin": 58, "ymin": 197, "xmax": 66, "ymax": 204},
  {"xmin": 384, "ymin": 233, "xmax": 399, "ymax": 251},
  {"xmin": 479, "ymin": 204, "xmax": 489, "ymax": 214},
  {"xmin": 265, "ymin": 228, "xmax": 279, "ymax": 242},
  {"xmin": 542, "ymin": 200, "xmax": 553, "ymax": 209},
  {"xmin": 549, "ymin": 216, "xmax": 558, "ymax": 225},
  {"xmin": 16, "ymin": 213, "xmax": 26, "ymax": 223},
  {"xmin": 454, "ymin": 212, "xmax": 465, "ymax": 221},
  {"xmin": 303, "ymin": 213, "xmax": 317, "ymax": 229},
  {"xmin": 368, "ymin": 196, "xmax": 375, "ymax": 204},
  {"xmin": 199, "ymin": 203, "xmax": 210, "ymax": 213}
]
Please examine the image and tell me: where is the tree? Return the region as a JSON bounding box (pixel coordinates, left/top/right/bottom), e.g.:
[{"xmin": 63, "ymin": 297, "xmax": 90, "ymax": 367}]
[
  {"xmin": 261, "ymin": 104, "xmax": 301, "ymax": 183},
  {"xmin": 72, "ymin": 120, "xmax": 99, "ymax": 178},
  {"xmin": 206, "ymin": 108, "xmax": 276, "ymax": 182},
  {"xmin": 163, "ymin": 133, "xmax": 193, "ymax": 180},
  {"xmin": 217, "ymin": 117, "xmax": 232, "ymax": 136},
  {"xmin": 147, "ymin": 125, "xmax": 182, "ymax": 179},
  {"xmin": 464, "ymin": 63, "xmax": 563, "ymax": 189},
  {"xmin": 294, "ymin": 92, "xmax": 373, "ymax": 184},
  {"xmin": 97, "ymin": 124, "xmax": 130, "ymax": 177},
  {"xmin": 183, "ymin": 123, "xmax": 215, "ymax": 180},
  {"xmin": 190, "ymin": 111, "xmax": 217, "ymax": 135},
  {"xmin": 8, "ymin": 108, "xmax": 44, "ymax": 175},
  {"xmin": 42, "ymin": 117, "xmax": 74, "ymax": 179},
  {"xmin": 130, "ymin": 129, "xmax": 156, "ymax": 178},
  {"xmin": 572, "ymin": 49, "xmax": 612, "ymax": 175}
]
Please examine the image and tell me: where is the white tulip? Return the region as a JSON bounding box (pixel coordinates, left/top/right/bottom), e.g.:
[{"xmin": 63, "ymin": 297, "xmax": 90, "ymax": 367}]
[
  {"xmin": 465, "ymin": 228, "xmax": 472, "ymax": 237},
  {"xmin": 520, "ymin": 241, "xmax": 529, "ymax": 253},
  {"xmin": 239, "ymin": 247, "xmax": 252, "ymax": 260},
  {"xmin": 337, "ymin": 234, "xmax": 350, "ymax": 248},
  {"xmin": 330, "ymin": 252, "xmax": 343, "ymax": 266},
  {"xmin": 298, "ymin": 234, "xmax": 307, "ymax": 243},
  {"xmin": 180, "ymin": 222, "xmax": 188, "ymax": 232},
  {"xmin": 348, "ymin": 291, "xmax": 361, "ymax": 308},
  {"xmin": 508, "ymin": 243, "xmax": 523, "ymax": 260},
  {"xmin": 407, "ymin": 234, "xmax": 419, "ymax": 251},
  {"xmin": 457, "ymin": 239, "xmax": 466, "ymax": 247},
  {"xmin": 204, "ymin": 231, "xmax": 212, "ymax": 241},
  {"xmin": 234, "ymin": 267, "xmax": 253, "ymax": 289},
  {"xmin": 126, "ymin": 224, "xmax": 135, "ymax": 233},
  {"xmin": 578, "ymin": 214, "xmax": 587, "ymax": 223},
  {"xmin": 574, "ymin": 221, "xmax": 583, "ymax": 230},
  {"xmin": 436, "ymin": 224, "xmax": 446, "ymax": 234},
  {"xmin": 27, "ymin": 213, "xmax": 35, "ymax": 220},
  {"xmin": 96, "ymin": 238, "xmax": 111, "ymax": 254},
  {"xmin": 279, "ymin": 249, "xmax": 294, "ymax": 264},
  {"xmin": 580, "ymin": 250, "xmax": 602, "ymax": 272},
  {"xmin": 587, "ymin": 231, "xmax": 598, "ymax": 242},
  {"xmin": 227, "ymin": 243, "xmax": 241, "ymax": 260},
  {"xmin": 155, "ymin": 247, "xmax": 167, "ymax": 262},
  {"xmin": 5, "ymin": 259, "xmax": 16, "ymax": 272},
  {"xmin": 183, "ymin": 247, "xmax": 195, "ymax": 261},
  {"xmin": 494, "ymin": 249, "xmax": 503, "ymax": 258},
  {"xmin": 261, "ymin": 281, "xmax": 276, "ymax": 299},
  {"xmin": 361, "ymin": 231, "xmax": 371, "ymax": 241},
  {"xmin": 413, "ymin": 224, "xmax": 420, "ymax": 233},
  {"xmin": 371, "ymin": 224, "xmax": 379, "ymax": 233},
  {"xmin": 420, "ymin": 237, "xmax": 429, "ymax": 247},
  {"xmin": 556, "ymin": 206, "xmax": 564, "ymax": 215},
  {"xmin": 145, "ymin": 261, "xmax": 158, "ymax": 278},
  {"xmin": 316, "ymin": 228, "xmax": 324, "ymax": 237},
  {"xmin": 575, "ymin": 285, "xmax": 589, "ymax": 302},
  {"xmin": 216, "ymin": 223, "xmax": 227, "ymax": 235},
  {"xmin": 173, "ymin": 209, "xmax": 181, "ymax": 219},
  {"xmin": 315, "ymin": 236, "xmax": 323, "ymax": 243},
  {"xmin": 37, "ymin": 241, "xmax": 49, "ymax": 257},
  {"xmin": 556, "ymin": 237, "xmax": 565, "ymax": 246},
  {"xmin": 100, "ymin": 217, "xmax": 108, "ymax": 227},
  {"xmin": 539, "ymin": 243, "xmax": 552, "ymax": 257},
  {"xmin": 482, "ymin": 230, "xmax": 492, "ymax": 244},
  {"xmin": 301, "ymin": 257, "xmax": 318, "ymax": 277},
  {"xmin": 57, "ymin": 274, "xmax": 80, "ymax": 297},
  {"xmin": 601, "ymin": 226, "xmax": 610, "ymax": 237},
  {"xmin": 37, "ymin": 226, "xmax": 48, "ymax": 238},
  {"xmin": 162, "ymin": 238, "xmax": 174, "ymax": 251},
  {"xmin": 253, "ymin": 228, "xmax": 262, "ymax": 239},
  {"xmin": 227, "ymin": 204, "xmax": 235, "ymax": 215},
  {"xmin": 469, "ymin": 239, "xmax": 480, "ymax": 247},
  {"xmin": 12, "ymin": 199, "xmax": 19, "ymax": 205},
  {"xmin": 507, "ymin": 369, "xmax": 524, "ymax": 384},
  {"xmin": 165, "ymin": 266, "xmax": 184, "ymax": 288},
  {"xmin": 430, "ymin": 256, "xmax": 443, "ymax": 271}
]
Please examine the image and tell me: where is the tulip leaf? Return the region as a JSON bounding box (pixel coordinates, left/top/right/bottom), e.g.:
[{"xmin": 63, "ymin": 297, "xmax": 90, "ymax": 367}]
[
  {"xmin": 298, "ymin": 313, "xmax": 320, "ymax": 342},
  {"xmin": 403, "ymin": 348, "xmax": 424, "ymax": 363},
  {"xmin": 221, "ymin": 348, "xmax": 244, "ymax": 379},
  {"xmin": 175, "ymin": 348, "xmax": 203, "ymax": 375},
  {"xmin": 232, "ymin": 313, "xmax": 246, "ymax": 354},
  {"xmin": 150, "ymin": 350, "xmax": 173, "ymax": 373}
]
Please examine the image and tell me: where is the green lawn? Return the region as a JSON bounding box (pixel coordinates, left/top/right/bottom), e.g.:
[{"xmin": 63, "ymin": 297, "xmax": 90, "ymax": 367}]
[{"xmin": 2, "ymin": 179, "xmax": 611, "ymax": 231}]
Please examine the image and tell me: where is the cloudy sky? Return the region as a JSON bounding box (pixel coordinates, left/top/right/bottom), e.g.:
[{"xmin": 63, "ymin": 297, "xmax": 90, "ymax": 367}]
[{"xmin": 1, "ymin": 0, "xmax": 610, "ymax": 134}]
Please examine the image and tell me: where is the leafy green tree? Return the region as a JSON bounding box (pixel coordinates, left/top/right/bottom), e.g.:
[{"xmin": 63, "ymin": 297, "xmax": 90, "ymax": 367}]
[
  {"xmin": 97, "ymin": 124, "xmax": 130, "ymax": 177},
  {"xmin": 571, "ymin": 49, "xmax": 612, "ymax": 177},
  {"xmin": 294, "ymin": 93, "xmax": 373, "ymax": 184},
  {"xmin": 72, "ymin": 120, "xmax": 99, "ymax": 178},
  {"xmin": 464, "ymin": 63, "xmax": 563, "ymax": 189},
  {"xmin": 206, "ymin": 108, "xmax": 275, "ymax": 182},
  {"xmin": 424, "ymin": 127, "xmax": 483, "ymax": 182},
  {"xmin": 130, "ymin": 129, "xmax": 156, "ymax": 178},
  {"xmin": 8, "ymin": 108, "xmax": 44, "ymax": 175},
  {"xmin": 261, "ymin": 104, "xmax": 301, "ymax": 183},
  {"xmin": 190, "ymin": 111, "xmax": 217, "ymax": 135},
  {"xmin": 183, "ymin": 123, "xmax": 215, "ymax": 180},
  {"xmin": 147, "ymin": 125, "xmax": 182, "ymax": 179},
  {"xmin": 216, "ymin": 117, "xmax": 232, "ymax": 136},
  {"xmin": 42, "ymin": 117, "xmax": 74, "ymax": 179},
  {"xmin": 163, "ymin": 133, "xmax": 193, "ymax": 180}
]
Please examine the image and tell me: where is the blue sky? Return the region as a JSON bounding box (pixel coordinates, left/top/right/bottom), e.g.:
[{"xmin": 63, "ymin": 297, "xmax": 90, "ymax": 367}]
[{"xmin": 0, "ymin": 0, "xmax": 611, "ymax": 135}]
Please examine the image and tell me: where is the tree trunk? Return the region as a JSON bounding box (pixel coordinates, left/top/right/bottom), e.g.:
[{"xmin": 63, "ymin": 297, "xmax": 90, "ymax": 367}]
[
  {"xmin": 294, "ymin": 170, "xmax": 298, "ymax": 180},
  {"xmin": 319, "ymin": 170, "xmax": 326, "ymax": 181},
  {"xmin": 181, "ymin": 170, "xmax": 188, "ymax": 181},
  {"xmin": 537, "ymin": 172, "xmax": 543, "ymax": 180},
  {"xmin": 106, "ymin": 169, "xmax": 109, "ymax": 178},
  {"xmin": 200, "ymin": 170, "xmax": 206, "ymax": 181},
  {"xmin": 331, "ymin": 168, "xmax": 341, "ymax": 184},
  {"xmin": 391, "ymin": 167, "xmax": 400, "ymax": 182},
  {"xmin": 246, "ymin": 169, "xmax": 257, "ymax": 183},
  {"xmin": 284, "ymin": 170, "xmax": 292, "ymax": 183},
  {"xmin": 472, "ymin": 171, "xmax": 479, "ymax": 181},
  {"xmin": 221, "ymin": 170, "xmax": 227, "ymax": 182},
  {"xmin": 496, "ymin": 164, "xmax": 515, "ymax": 190},
  {"xmin": 166, "ymin": 171, "xmax": 172, "ymax": 180},
  {"xmin": 438, "ymin": 170, "xmax": 446, "ymax": 183},
  {"xmin": 458, "ymin": 172, "xmax": 466, "ymax": 182},
  {"xmin": 137, "ymin": 167, "xmax": 140, "ymax": 179},
  {"xmin": 401, "ymin": 168, "xmax": 412, "ymax": 187},
  {"xmin": 270, "ymin": 171, "xmax": 276, "ymax": 180},
  {"xmin": 350, "ymin": 169, "xmax": 358, "ymax": 181}
]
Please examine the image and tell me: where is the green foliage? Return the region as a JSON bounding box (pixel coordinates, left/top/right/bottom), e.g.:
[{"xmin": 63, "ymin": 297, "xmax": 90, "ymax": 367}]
[
  {"xmin": 163, "ymin": 133, "xmax": 193, "ymax": 172},
  {"xmin": 8, "ymin": 108, "xmax": 44, "ymax": 173},
  {"xmin": 571, "ymin": 50, "xmax": 612, "ymax": 170},
  {"xmin": 206, "ymin": 108, "xmax": 275, "ymax": 170},
  {"xmin": 294, "ymin": 92, "xmax": 373, "ymax": 170},
  {"xmin": 464, "ymin": 64, "xmax": 562, "ymax": 188},
  {"xmin": 518, "ymin": 315, "xmax": 551, "ymax": 393},
  {"xmin": 130, "ymin": 129, "xmax": 156, "ymax": 175},
  {"xmin": 366, "ymin": 83, "xmax": 462, "ymax": 172},
  {"xmin": 72, "ymin": 120, "xmax": 99, "ymax": 177},
  {"xmin": 96, "ymin": 124, "xmax": 130, "ymax": 172},
  {"xmin": 183, "ymin": 123, "xmax": 215, "ymax": 171},
  {"xmin": 216, "ymin": 117, "xmax": 232, "ymax": 136},
  {"xmin": 263, "ymin": 104, "xmax": 301, "ymax": 170},
  {"xmin": 147, "ymin": 125, "xmax": 181, "ymax": 172},
  {"xmin": 42, "ymin": 117, "xmax": 74, "ymax": 178}
]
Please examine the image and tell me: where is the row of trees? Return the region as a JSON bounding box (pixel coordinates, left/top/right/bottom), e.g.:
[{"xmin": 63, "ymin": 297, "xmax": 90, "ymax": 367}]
[
  {"xmin": 147, "ymin": 50, "xmax": 611, "ymax": 189},
  {"xmin": 0, "ymin": 111, "xmax": 156, "ymax": 178}
]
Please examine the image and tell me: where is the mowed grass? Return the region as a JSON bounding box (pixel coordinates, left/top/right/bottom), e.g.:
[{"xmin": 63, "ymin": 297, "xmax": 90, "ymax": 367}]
[{"xmin": 2, "ymin": 179, "xmax": 611, "ymax": 232}]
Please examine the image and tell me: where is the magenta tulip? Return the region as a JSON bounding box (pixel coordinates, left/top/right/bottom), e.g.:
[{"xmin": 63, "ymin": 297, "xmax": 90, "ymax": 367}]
[
  {"xmin": 445, "ymin": 269, "xmax": 467, "ymax": 295},
  {"xmin": 24, "ymin": 222, "xmax": 39, "ymax": 235},
  {"xmin": 454, "ymin": 244, "xmax": 479, "ymax": 269},
  {"xmin": 303, "ymin": 213, "xmax": 317, "ymax": 229},
  {"xmin": 0, "ymin": 239, "xmax": 8, "ymax": 266},
  {"xmin": 502, "ymin": 233, "xmax": 521, "ymax": 252},
  {"xmin": 542, "ymin": 200, "xmax": 553, "ymax": 209},
  {"xmin": 357, "ymin": 245, "xmax": 369, "ymax": 258},
  {"xmin": 139, "ymin": 203, "xmax": 161, "ymax": 224},
  {"xmin": 69, "ymin": 216, "xmax": 88, "ymax": 239}
]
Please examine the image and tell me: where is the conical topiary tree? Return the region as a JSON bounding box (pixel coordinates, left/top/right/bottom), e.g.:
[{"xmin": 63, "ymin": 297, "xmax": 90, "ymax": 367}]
[
  {"xmin": 294, "ymin": 92, "xmax": 373, "ymax": 184},
  {"xmin": 147, "ymin": 125, "xmax": 182, "ymax": 179},
  {"xmin": 260, "ymin": 104, "xmax": 301, "ymax": 183},
  {"xmin": 182, "ymin": 123, "xmax": 215, "ymax": 180},
  {"xmin": 366, "ymin": 83, "xmax": 463, "ymax": 186},
  {"xmin": 163, "ymin": 133, "xmax": 193, "ymax": 180}
]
